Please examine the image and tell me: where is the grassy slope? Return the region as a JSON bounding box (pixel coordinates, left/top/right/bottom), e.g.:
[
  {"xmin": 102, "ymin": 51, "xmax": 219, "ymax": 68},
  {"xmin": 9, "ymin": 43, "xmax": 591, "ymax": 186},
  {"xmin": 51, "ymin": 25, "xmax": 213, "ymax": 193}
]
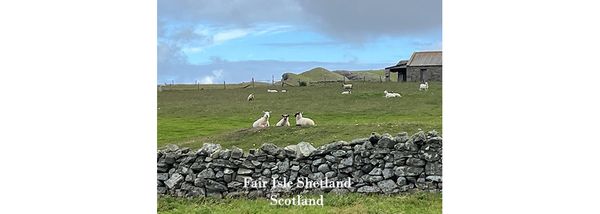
[
  {"xmin": 158, "ymin": 81, "xmax": 441, "ymax": 150},
  {"xmin": 158, "ymin": 192, "xmax": 442, "ymax": 214}
]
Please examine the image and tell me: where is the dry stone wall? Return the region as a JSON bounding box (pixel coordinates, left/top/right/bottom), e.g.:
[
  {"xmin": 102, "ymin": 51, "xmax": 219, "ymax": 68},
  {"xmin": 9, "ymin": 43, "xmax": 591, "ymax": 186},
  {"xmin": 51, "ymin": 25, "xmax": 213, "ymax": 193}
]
[{"xmin": 157, "ymin": 130, "xmax": 442, "ymax": 198}]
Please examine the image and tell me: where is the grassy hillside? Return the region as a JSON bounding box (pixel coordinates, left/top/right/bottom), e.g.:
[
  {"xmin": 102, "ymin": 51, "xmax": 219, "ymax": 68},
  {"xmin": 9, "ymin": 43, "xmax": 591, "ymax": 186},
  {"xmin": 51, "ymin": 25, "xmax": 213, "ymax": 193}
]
[
  {"xmin": 157, "ymin": 81, "xmax": 441, "ymax": 150},
  {"xmin": 281, "ymin": 67, "xmax": 347, "ymax": 86},
  {"xmin": 158, "ymin": 192, "xmax": 442, "ymax": 214}
]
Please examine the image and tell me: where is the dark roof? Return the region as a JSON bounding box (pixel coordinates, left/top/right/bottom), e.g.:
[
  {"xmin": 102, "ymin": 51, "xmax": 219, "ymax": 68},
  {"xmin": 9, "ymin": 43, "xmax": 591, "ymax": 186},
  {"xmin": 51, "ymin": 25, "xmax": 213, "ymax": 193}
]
[
  {"xmin": 407, "ymin": 51, "xmax": 442, "ymax": 66},
  {"xmin": 385, "ymin": 60, "xmax": 408, "ymax": 70}
]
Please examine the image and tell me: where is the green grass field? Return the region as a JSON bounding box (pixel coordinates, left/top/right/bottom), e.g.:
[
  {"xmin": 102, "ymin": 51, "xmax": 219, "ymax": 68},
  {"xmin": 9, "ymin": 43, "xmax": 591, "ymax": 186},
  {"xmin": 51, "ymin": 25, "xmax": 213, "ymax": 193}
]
[
  {"xmin": 158, "ymin": 81, "xmax": 441, "ymax": 150},
  {"xmin": 158, "ymin": 192, "xmax": 442, "ymax": 214}
]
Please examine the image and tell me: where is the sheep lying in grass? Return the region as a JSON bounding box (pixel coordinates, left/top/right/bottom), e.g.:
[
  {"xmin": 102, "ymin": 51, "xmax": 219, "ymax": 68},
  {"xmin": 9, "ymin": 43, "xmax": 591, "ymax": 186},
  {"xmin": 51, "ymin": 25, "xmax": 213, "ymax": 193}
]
[
  {"xmin": 252, "ymin": 111, "xmax": 271, "ymax": 128},
  {"xmin": 342, "ymin": 84, "xmax": 353, "ymax": 90},
  {"xmin": 247, "ymin": 93, "xmax": 254, "ymax": 101},
  {"xmin": 275, "ymin": 114, "xmax": 290, "ymax": 127},
  {"xmin": 419, "ymin": 82, "xmax": 429, "ymax": 91},
  {"xmin": 294, "ymin": 112, "xmax": 315, "ymax": 126},
  {"xmin": 384, "ymin": 90, "xmax": 402, "ymax": 98},
  {"xmin": 341, "ymin": 90, "xmax": 351, "ymax": 95},
  {"xmin": 267, "ymin": 89, "xmax": 278, "ymax": 93}
]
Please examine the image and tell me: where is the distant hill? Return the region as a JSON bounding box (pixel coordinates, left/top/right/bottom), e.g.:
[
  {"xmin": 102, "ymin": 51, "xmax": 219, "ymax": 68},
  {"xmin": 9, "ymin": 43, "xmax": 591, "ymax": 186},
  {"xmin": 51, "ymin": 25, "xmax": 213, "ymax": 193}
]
[
  {"xmin": 280, "ymin": 67, "xmax": 347, "ymax": 86},
  {"xmin": 277, "ymin": 67, "xmax": 394, "ymax": 86}
]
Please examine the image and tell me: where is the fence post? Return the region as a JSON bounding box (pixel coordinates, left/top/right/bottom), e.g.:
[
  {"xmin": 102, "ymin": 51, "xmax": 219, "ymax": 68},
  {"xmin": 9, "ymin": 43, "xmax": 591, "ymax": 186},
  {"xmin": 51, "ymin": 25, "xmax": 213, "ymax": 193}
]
[
  {"xmin": 380, "ymin": 75, "xmax": 382, "ymax": 83},
  {"xmin": 223, "ymin": 81, "xmax": 226, "ymax": 89},
  {"xmin": 252, "ymin": 77, "xmax": 255, "ymax": 88}
]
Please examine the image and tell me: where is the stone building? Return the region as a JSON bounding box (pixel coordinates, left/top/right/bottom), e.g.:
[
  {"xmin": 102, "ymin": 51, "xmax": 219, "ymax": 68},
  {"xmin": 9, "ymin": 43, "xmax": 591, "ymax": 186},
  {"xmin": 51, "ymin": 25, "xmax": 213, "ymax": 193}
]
[{"xmin": 385, "ymin": 51, "xmax": 442, "ymax": 82}]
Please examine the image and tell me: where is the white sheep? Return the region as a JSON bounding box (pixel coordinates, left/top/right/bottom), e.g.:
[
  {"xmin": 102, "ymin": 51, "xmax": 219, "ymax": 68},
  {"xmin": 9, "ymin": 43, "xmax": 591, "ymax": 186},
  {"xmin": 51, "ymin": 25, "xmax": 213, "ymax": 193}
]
[
  {"xmin": 341, "ymin": 90, "xmax": 351, "ymax": 95},
  {"xmin": 384, "ymin": 90, "xmax": 402, "ymax": 98},
  {"xmin": 252, "ymin": 111, "xmax": 271, "ymax": 128},
  {"xmin": 281, "ymin": 89, "xmax": 287, "ymax": 93},
  {"xmin": 342, "ymin": 84, "xmax": 353, "ymax": 90},
  {"xmin": 275, "ymin": 114, "xmax": 291, "ymax": 127},
  {"xmin": 294, "ymin": 112, "xmax": 315, "ymax": 126},
  {"xmin": 267, "ymin": 89, "xmax": 278, "ymax": 93},
  {"xmin": 247, "ymin": 93, "xmax": 254, "ymax": 101},
  {"xmin": 419, "ymin": 82, "xmax": 429, "ymax": 91}
]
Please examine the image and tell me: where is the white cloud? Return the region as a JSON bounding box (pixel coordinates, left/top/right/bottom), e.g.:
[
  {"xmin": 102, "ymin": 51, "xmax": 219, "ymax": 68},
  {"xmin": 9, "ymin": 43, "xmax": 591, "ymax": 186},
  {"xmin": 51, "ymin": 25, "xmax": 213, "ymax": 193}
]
[
  {"xmin": 200, "ymin": 76, "xmax": 214, "ymax": 84},
  {"xmin": 211, "ymin": 69, "xmax": 223, "ymax": 78},
  {"xmin": 213, "ymin": 29, "xmax": 250, "ymax": 44}
]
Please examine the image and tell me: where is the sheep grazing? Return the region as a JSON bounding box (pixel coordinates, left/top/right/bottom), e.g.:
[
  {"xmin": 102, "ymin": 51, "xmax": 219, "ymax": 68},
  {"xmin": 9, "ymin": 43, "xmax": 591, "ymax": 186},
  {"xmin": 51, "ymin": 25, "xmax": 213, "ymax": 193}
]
[
  {"xmin": 267, "ymin": 89, "xmax": 278, "ymax": 93},
  {"xmin": 342, "ymin": 84, "xmax": 353, "ymax": 90},
  {"xmin": 419, "ymin": 82, "xmax": 429, "ymax": 91},
  {"xmin": 275, "ymin": 114, "xmax": 291, "ymax": 127},
  {"xmin": 281, "ymin": 89, "xmax": 287, "ymax": 93},
  {"xmin": 384, "ymin": 90, "xmax": 402, "ymax": 98},
  {"xmin": 294, "ymin": 112, "xmax": 315, "ymax": 127},
  {"xmin": 247, "ymin": 93, "xmax": 255, "ymax": 101},
  {"xmin": 252, "ymin": 111, "xmax": 271, "ymax": 128},
  {"xmin": 341, "ymin": 90, "xmax": 351, "ymax": 95}
]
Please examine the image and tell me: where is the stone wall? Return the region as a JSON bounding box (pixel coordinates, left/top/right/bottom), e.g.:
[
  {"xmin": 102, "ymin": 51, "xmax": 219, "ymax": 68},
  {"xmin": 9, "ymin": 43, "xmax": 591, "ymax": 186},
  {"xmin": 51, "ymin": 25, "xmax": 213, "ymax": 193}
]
[
  {"xmin": 407, "ymin": 66, "xmax": 442, "ymax": 82},
  {"xmin": 157, "ymin": 130, "xmax": 442, "ymax": 198}
]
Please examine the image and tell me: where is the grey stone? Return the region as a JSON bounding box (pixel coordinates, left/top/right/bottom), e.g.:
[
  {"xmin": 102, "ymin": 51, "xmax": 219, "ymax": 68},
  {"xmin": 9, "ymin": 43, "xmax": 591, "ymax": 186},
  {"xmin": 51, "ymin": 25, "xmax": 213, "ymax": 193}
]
[
  {"xmin": 312, "ymin": 158, "xmax": 325, "ymax": 166},
  {"xmin": 223, "ymin": 168, "xmax": 234, "ymax": 175},
  {"xmin": 278, "ymin": 159, "xmax": 289, "ymax": 173},
  {"xmin": 291, "ymin": 165, "xmax": 300, "ymax": 171},
  {"xmin": 230, "ymin": 146, "xmax": 243, "ymax": 159},
  {"xmin": 157, "ymin": 186, "xmax": 167, "ymax": 194},
  {"xmin": 260, "ymin": 143, "xmax": 280, "ymax": 155},
  {"xmin": 394, "ymin": 132, "xmax": 409, "ymax": 143},
  {"xmin": 394, "ymin": 166, "xmax": 424, "ymax": 177},
  {"xmin": 377, "ymin": 179, "xmax": 398, "ymax": 194},
  {"xmin": 215, "ymin": 170, "xmax": 224, "ymax": 178},
  {"xmin": 262, "ymin": 168, "xmax": 271, "ymax": 176},
  {"xmin": 341, "ymin": 156, "xmax": 353, "ymax": 167},
  {"xmin": 325, "ymin": 155, "xmax": 337, "ymax": 162},
  {"xmin": 377, "ymin": 136, "xmax": 396, "ymax": 148},
  {"xmin": 357, "ymin": 185, "xmax": 381, "ymax": 193},
  {"xmin": 426, "ymin": 176, "xmax": 442, "ymax": 182},
  {"xmin": 425, "ymin": 163, "xmax": 442, "ymax": 175},
  {"xmin": 419, "ymin": 145, "xmax": 442, "ymax": 162},
  {"xmin": 237, "ymin": 168, "xmax": 253, "ymax": 175},
  {"xmin": 369, "ymin": 168, "xmax": 383, "ymax": 176},
  {"xmin": 164, "ymin": 173, "xmax": 184, "ymax": 189},
  {"xmin": 194, "ymin": 177, "xmax": 206, "ymax": 187},
  {"xmin": 332, "ymin": 150, "xmax": 347, "ymax": 157},
  {"xmin": 382, "ymin": 168, "xmax": 394, "ymax": 179},
  {"xmin": 157, "ymin": 173, "xmax": 169, "ymax": 181},
  {"xmin": 309, "ymin": 172, "xmax": 325, "ymax": 181},
  {"xmin": 325, "ymin": 171, "xmax": 337, "ymax": 178},
  {"xmin": 410, "ymin": 131, "xmax": 427, "ymax": 144},
  {"xmin": 205, "ymin": 180, "xmax": 228, "ymax": 192},
  {"xmin": 188, "ymin": 187, "xmax": 205, "ymax": 197},
  {"xmin": 166, "ymin": 144, "xmax": 179, "ymax": 152},
  {"xmin": 406, "ymin": 158, "xmax": 426, "ymax": 166},
  {"xmin": 396, "ymin": 177, "xmax": 407, "ymax": 186},
  {"xmin": 367, "ymin": 175, "xmax": 384, "ymax": 183},
  {"xmin": 318, "ymin": 164, "xmax": 330, "ymax": 173},
  {"xmin": 196, "ymin": 143, "xmax": 221, "ymax": 156},
  {"xmin": 198, "ymin": 169, "xmax": 215, "ymax": 179},
  {"xmin": 219, "ymin": 149, "xmax": 231, "ymax": 159},
  {"xmin": 297, "ymin": 142, "xmax": 316, "ymax": 157},
  {"xmin": 398, "ymin": 183, "xmax": 414, "ymax": 192}
]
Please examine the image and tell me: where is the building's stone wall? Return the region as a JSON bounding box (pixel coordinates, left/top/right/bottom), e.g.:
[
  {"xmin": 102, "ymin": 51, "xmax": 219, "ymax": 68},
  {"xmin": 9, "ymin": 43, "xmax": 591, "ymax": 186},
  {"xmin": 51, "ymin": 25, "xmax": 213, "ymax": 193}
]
[
  {"xmin": 407, "ymin": 66, "xmax": 442, "ymax": 82},
  {"xmin": 157, "ymin": 130, "xmax": 442, "ymax": 198}
]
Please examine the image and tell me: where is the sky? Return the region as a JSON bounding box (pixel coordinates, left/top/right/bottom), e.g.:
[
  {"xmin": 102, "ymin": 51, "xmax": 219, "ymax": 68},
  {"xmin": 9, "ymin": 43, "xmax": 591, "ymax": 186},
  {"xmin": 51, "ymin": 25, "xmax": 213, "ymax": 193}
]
[{"xmin": 158, "ymin": 0, "xmax": 442, "ymax": 84}]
